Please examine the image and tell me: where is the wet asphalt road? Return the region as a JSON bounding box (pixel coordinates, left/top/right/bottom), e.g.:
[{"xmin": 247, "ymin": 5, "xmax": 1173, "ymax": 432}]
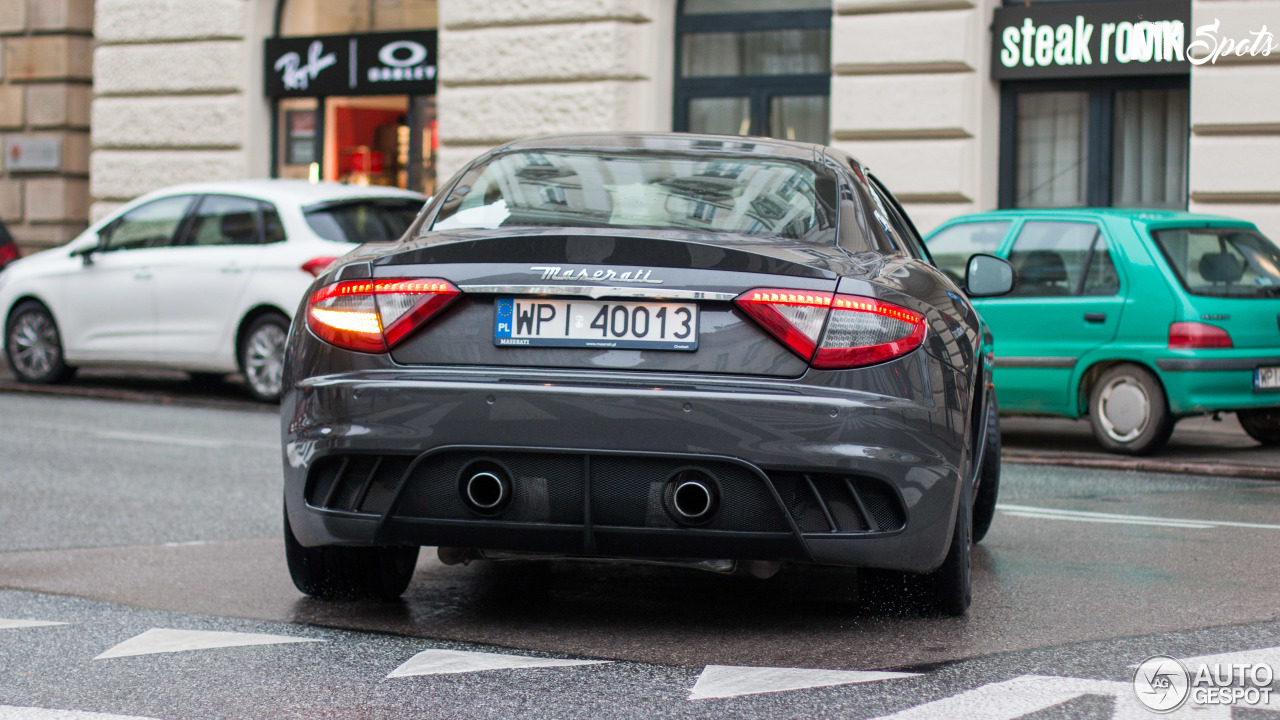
[{"xmin": 1, "ymin": 392, "xmax": 1279, "ymax": 718}]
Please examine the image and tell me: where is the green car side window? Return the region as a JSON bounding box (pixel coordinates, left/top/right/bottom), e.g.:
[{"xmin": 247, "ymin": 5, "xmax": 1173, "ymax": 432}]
[
  {"xmin": 1007, "ymin": 221, "xmax": 1118, "ymax": 297},
  {"xmin": 925, "ymin": 221, "xmax": 1011, "ymax": 285}
]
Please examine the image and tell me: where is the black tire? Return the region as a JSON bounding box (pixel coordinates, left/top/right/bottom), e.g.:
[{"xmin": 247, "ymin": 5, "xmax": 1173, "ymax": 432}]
[
  {"xmin": 972, "ymin": 396, "xmax": 1000, "ymax": 544},
  {"xmin": 284, "ymin": 508, "xmax": 418, "ymax": 600},
  {"xmin": 239, "ymin": 313, "xmax": 289, "ymax": 403},
  {"xmin": 928, "ymin": 492, "xmax": 973, "ymax": 616},
  {"xmin": 5, "ymin": 300, "xmax": 74, "ymax": 384},
  {"xmin": 858, "ymin": 495, "xmax": 972, "ymax": 616},
  {"xmin": 1237, "ymin": 408, "xmax": 1280, "ymax": 446},
  {"xmin": 1087, "ymin": 363, "xmax": 1173, "ymax": 455}
]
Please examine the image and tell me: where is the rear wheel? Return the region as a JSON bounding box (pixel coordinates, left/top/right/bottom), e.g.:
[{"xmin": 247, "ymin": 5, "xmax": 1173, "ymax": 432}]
[
  {"xmin": 972, "ymin": 397, "xmax": 1000, "ymax": 544},
  {"xmin": 1238, "ymin": 408, "xmax": 1280, "ymax": 445},
  {"xmin": 1088, "ymin": 363, "xmax": 1172, "ymax": 455},
  {"xmin": 239, "ymin": 313, "xmax": 289, "ymax": 403},
  {"xmin": 929, "ymin": 492, "xmax": 972, "ymax": 616},
  {"xmin": 5, "ymin": 300, "xmax": 74, "ymax": 384},
  {"xmin": 858, "ymin": 495, "xmax": 972, "ymax": 616},
  {"xmin": 284, "ymin": 509, "xmax": 418, "ymax": 600}
]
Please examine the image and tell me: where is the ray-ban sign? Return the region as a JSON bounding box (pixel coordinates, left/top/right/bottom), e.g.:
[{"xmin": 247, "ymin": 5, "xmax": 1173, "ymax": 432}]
[
  {"xmin": 991, "ymin": 0, "xmax": 1190, "ymax": 80},
  {"xmin": 265, "ymin": 30, "xmax": 437, "ymax": 97}
]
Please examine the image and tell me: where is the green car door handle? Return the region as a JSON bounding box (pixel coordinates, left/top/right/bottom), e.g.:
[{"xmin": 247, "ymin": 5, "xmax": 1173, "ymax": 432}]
[{"xmin": 1084, "ymin": 313, "xmax": 1107, "ymax": 323}]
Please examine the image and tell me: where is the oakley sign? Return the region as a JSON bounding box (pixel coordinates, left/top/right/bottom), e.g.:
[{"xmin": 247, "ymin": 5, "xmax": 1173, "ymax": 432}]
[
  {"xmin": 991, "ymin": 0, "xmax": 1190, "ymax": 80},
  {"xmin": 265, "ymin": 30, "xmax": 437, "ymax": 97}
]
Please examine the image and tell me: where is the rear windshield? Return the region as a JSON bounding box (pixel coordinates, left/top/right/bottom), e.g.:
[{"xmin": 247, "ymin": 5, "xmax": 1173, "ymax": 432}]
[
  {"xmin": 427, "ymin": 150, "xmax": 837, "ymax": 242},
  {"xmin": 1151, "ymin": 227, "xmax": 1280, "ymax": 298},
  {"xmin": 304, "ymin": 199, "xmax": 424, "ymax": 243}
]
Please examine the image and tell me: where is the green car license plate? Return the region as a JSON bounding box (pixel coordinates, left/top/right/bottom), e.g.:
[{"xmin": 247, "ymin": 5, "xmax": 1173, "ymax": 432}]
[{"xmin": 1256, "ymin": 366, "xmax": 1280, "ymax": 390}]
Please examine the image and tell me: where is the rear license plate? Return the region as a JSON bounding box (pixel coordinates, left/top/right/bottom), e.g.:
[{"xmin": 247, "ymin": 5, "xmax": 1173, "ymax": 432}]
[
  {"xmin": 1256, "ymin": 366, "xmax": 1280, "ymax": 390},
  {"xmin": 494, "ymin": 298, "xmax": 698, "ymax": 351}
]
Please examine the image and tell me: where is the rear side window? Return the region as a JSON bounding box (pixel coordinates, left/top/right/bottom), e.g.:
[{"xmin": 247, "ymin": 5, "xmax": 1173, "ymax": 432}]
[
  {"xmin": 305, "ymin": 199, "xmax": 423, "ymax": 243},
  {"xmin": 261, "ymin": 202, "xmax": 286, "ymax": 244},
  {"xmin": 1006, "ymin": 221, "xmax": 1118, "ymax": 297},
  {"xmin": 102, "ymin": 195, "xmax": 195, "ymax": 251},
  {"xmin": 925, "ymin": 221, "xmax": 1011, "ymax": 284},
  {"xmin": 183, "ymin": 195, "xmax": 262, "ymax": 246},
  {"xmin": 1152, "ymin": 227, "xmax": 1280, "ymax": 298}
]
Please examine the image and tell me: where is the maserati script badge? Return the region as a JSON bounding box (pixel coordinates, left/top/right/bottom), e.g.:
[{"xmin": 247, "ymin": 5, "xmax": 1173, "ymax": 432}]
[{"xmin": 530, "ymin": 266, "xmax": 663, "ymax": 284}]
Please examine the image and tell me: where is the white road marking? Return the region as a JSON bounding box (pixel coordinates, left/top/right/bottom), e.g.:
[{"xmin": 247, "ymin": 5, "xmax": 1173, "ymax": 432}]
[
  {"xmin": 999, "ymin": 511, "xmax": 1213, "ymax": 529},
  {"xmin": 997, "ymin": 504, "xmax": 1280, "ymax": 530},
  {"xmin": 0, "ymin": 619, "xmax": 66, "ymax": 630},
  {"xmin": 90, "ymin": 430, "xmax": 274, "ymax": 450},
  {"xmin": 387, "ymin": 649, "xmax": 609, "ymax": 678},
  {"xmin": 863, "ymin": 674, "xmax": 1232, "ymax": 720},
  {"xmin": 687, "ymin": 665, "xmax": 918, "ymax": 701},
  {"xmin": 94, "ymin": 628, "xmax": 322, "ymax": 659},
  {"xmin": 0, "ymin": 707, "xmax": 171, "ymax": 720}
]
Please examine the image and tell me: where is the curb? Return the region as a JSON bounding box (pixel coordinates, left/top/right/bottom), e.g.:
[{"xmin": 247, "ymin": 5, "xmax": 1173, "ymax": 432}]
[
  {"xmin": 0, "ymin": 381, "xmax": 272, "ymax": 413},
  {"xmin": 1003, "ymin": 450, "xmax": 1280, "ymax": 481}
]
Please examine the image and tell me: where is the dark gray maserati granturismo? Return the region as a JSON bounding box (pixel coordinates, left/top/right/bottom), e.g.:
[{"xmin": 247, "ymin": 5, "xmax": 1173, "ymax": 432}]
[{"xmin": 279, "ymin": 133, "xmax": 1014, "ymax": 615}]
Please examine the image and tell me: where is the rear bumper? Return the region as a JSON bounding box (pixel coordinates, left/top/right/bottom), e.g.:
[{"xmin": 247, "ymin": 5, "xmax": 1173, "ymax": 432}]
[
  {"xmin": 281, "ymin": 364, "xmax": 968, "ymax": 573},
  {"xmin": 1155, "ymin": 354, "xmax": 1280, "ymax": 415}
]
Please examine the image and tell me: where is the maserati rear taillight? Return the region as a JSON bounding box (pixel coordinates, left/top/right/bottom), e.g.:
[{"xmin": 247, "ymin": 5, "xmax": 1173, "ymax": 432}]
[
  {"xmin": 306, "ymin": 278, "xmax": 460, "ymax": 353},
  {"xmin": 0, "ymin": 243, "xmax": 18, "ymax": 267},
  {"xmin": 735, "ymin": 288, "xmax": 926, "ymax": 369},
  {"xmin": 1168, "ymin": 321, "xmax": 1233, "ymax": 349}
]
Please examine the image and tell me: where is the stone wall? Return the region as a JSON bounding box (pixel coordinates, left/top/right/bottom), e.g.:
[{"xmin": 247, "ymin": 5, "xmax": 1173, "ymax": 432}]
[
  {"xmin": 0, "ymin": 0, "xmax": 94, "ymax": 252},
  {"xmin": 435, "ymin": 0, "xmax": 675, "ymax": 182},
  {"xmin": 1188, "ymin": 0, "xmax": 1280, "ymax": 238},
  {"xmin": 829, "ymin": 0, "xmax": 1002, "ymax": 235},
  {"xmin": 89, "ymin": 0, "xmax": 273, "ymax": 222}
]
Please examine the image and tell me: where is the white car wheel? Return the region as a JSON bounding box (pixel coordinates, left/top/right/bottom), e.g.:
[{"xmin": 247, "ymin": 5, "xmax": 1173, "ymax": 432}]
[{"xmin": 241, "ymin": 314, "xmax": 288, "ymax": 402}]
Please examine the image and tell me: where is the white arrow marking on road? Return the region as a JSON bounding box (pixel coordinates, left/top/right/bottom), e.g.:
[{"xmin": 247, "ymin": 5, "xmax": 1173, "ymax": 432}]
[
  {"xmin": 688, "ymin": 665, "xmax": 918, "ymax": 701},
  {"xmin": 863, "ymin": 674, "xmax": 1232, "ymax": 720},
  {"xmin": 0, "ymin": 619, "xmax": 67, "ymax": 630},
  {"xmin": 94, "ymin": 628, "xmax": 322, "ymax": 659},
  {"xmin": 387, "ymin": 649, "xmax": 609, "ymax": 678},
  {"xmin": 0, "ymin": 706, "xmax": 172, "ymax": 720},
  {"xmin": 998, "ymin": 504, "xmax": 1280, "ymax": 530}
]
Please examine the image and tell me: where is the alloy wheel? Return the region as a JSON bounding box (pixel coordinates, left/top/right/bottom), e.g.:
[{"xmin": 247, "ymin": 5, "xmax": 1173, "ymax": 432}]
[
  {"xmin": 9, "ymin": 310, "xmax": 60, "ymax": 380},
  {"xmin": 1097, "ymin": 375, "xmax": 1151, "ymax": 443},
  {"xmin": 244, "ymin": 322, "xmax": 287, "ymax": 400}
]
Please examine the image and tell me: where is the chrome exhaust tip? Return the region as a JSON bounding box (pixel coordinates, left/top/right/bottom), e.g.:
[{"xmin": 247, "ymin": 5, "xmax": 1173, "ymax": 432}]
[
  {"xmin": 460, "ymin": 461, "xmax": 512, "ymax": 515},
  {"xmin": 665, "ymin": 468, "xmax": 720, "ymax": 524}
]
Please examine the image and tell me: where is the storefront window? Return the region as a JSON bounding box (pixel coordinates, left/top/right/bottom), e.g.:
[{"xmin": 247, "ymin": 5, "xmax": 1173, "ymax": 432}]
[
  {"xmin": 271, "ymin": 0, "xmax": 438, "ymax": 194},
  {"xmin": 1015, "ymin": 92, "xmax": 1089, "ymax": 208},
  {"xmin": 1112, "ymin": 89, "xmax": 1188, "ymax": 209},
  {"xmin": 674, "ymin": 1, "xmax": 832, "ymax": 144},
  {"xmin": 1000, "ymin": 79, "xmax": 1188, "ymax": 210}
]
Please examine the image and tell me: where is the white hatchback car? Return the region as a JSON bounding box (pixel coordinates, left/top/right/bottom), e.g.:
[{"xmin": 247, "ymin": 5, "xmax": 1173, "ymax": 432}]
[{"xmin": 0, "ymin": 180, "xmax": 426, "ymax": 401}]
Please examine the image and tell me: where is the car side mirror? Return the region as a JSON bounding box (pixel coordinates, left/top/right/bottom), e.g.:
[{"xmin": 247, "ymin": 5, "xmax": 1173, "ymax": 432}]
[
  {"xmin": 965, "ymin": 253, "xmax": 1015, "ymax": 297},
  {"xmin": 70, "ymin": 245, "xmax": 96, "ymax": 266}
]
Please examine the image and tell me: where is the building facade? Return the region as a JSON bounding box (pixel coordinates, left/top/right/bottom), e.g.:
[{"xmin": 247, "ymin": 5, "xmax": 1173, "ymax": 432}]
[
  {"xmin": 0, "ymin": 0, "xmax": 93, "ymax": 252},
  {"xmin": 34, "ymin": 0, "xmax": 1280, "ymax": 253}
]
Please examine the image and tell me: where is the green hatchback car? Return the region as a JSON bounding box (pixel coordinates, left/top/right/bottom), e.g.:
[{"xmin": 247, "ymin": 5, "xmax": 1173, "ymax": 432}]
[{"xmin": 925, "ymin": 209, "xmax": 1280, "ymax": 455}]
